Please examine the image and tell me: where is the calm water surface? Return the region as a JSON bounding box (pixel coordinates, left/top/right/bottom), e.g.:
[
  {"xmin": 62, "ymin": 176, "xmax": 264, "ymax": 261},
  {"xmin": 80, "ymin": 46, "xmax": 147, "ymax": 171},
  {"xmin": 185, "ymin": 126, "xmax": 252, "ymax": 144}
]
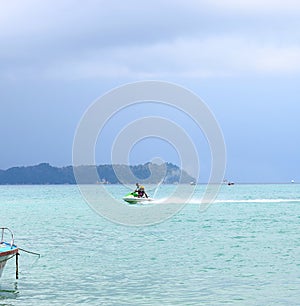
[{"xmin": 0, "ymin": 184, "xmax": 299, "ymax": 305}]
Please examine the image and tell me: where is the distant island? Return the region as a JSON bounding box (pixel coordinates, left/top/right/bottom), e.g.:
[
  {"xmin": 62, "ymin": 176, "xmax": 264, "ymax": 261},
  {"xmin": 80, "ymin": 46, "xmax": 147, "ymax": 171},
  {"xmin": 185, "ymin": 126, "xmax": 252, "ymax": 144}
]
[{"xmin": 0, "ymin": 162, "xmax": 195, "ymax": 185}]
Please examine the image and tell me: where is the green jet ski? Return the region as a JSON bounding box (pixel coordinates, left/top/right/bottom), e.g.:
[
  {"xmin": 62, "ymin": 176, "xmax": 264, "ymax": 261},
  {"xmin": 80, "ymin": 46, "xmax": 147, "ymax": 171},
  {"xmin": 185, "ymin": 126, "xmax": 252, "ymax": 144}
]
[{"xmin": 123, "ymin": 192, "xmax": 153, "ymax": 204}]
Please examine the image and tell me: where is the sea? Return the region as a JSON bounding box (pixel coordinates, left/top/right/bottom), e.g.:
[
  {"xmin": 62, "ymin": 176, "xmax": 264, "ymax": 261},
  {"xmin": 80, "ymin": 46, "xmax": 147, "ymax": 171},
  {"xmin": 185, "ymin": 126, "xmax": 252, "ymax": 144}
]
[{"xmin": 0, "ymin": 184, "xmax": 299, "ymax": 305}]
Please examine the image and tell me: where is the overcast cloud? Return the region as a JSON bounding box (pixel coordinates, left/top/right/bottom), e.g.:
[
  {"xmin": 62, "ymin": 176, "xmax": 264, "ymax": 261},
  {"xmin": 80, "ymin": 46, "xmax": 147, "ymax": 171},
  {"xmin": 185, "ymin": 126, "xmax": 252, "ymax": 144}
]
[
  {"xmin": 1, "ymin": 0, "xmax": 300, "ymax": 80},
  {"xmin": 1, "ymin": 0, "xmax": 300, "ymax": 182}
]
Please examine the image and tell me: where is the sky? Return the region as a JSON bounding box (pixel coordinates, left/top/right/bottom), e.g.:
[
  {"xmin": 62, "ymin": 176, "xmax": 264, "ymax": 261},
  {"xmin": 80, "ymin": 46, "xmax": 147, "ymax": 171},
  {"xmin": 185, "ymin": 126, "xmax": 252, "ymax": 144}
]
[{"xmin": 1, "ymin": 0, "xmax": 300, "ymax": 182}]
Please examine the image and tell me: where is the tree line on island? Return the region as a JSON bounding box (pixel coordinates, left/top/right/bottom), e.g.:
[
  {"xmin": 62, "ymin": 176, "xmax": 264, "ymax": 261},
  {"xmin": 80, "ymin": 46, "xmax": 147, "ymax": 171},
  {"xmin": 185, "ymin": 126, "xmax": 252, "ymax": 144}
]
[{"xmin": 0, "ymin": 162, "xmax": 195, "ymax": 185}]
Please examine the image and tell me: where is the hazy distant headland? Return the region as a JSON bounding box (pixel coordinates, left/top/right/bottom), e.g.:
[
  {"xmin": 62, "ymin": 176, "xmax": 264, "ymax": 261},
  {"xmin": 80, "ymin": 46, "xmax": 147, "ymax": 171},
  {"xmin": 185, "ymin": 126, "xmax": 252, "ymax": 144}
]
[{"xmin": 0, "ymin": 162, "xmax": 195, "ymax": 185}]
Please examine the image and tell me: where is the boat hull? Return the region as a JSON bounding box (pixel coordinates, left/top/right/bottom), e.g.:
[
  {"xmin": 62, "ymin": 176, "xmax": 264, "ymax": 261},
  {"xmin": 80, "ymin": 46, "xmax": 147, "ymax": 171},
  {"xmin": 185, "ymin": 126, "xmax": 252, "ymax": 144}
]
[
  {"xmin": 0, "ymin": 227, "xmax": 19, "ymax": 277},
  {"xmin": 0, "ymin": 242, "xmax": 18, "ymax": 278}
]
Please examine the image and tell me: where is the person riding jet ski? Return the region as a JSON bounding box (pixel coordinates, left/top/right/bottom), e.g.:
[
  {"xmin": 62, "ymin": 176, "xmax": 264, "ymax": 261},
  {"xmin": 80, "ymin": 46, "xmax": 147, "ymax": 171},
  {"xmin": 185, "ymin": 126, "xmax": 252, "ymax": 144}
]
[{"xmin": 137, "ymin": 185, "xmax": 148, "ymax": 198}]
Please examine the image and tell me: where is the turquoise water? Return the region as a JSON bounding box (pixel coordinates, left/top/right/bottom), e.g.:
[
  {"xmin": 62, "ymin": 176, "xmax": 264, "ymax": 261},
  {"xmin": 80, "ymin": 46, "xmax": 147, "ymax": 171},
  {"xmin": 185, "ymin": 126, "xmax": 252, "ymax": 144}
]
[{"xmin": 0, "ymin": 184, "xmax": 299, "ymax": 305}]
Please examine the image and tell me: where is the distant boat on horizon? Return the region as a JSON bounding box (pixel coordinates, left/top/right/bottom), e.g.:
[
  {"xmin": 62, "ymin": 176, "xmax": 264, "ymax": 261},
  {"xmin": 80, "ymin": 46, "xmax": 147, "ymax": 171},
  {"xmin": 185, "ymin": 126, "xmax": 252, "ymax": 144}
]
[{"xmin": 223, "ymin": 179, "xmax": 234, "ymax": 186}]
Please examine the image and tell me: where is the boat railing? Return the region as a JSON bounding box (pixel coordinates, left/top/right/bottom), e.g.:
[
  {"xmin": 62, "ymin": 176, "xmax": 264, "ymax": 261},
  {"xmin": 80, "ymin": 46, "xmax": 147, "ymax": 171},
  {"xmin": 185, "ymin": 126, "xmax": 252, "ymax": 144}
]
[{"xmin": 0, "ymin": 227, "xmax": 15, "ymax": 248}]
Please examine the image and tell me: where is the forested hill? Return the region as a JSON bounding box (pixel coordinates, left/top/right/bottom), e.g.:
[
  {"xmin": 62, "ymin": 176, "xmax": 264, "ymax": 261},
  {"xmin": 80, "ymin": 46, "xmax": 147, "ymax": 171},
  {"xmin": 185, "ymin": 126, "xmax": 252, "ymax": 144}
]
[{"xmin": 0, "ymin": 163, "xmax": 195, "ymax": 185}]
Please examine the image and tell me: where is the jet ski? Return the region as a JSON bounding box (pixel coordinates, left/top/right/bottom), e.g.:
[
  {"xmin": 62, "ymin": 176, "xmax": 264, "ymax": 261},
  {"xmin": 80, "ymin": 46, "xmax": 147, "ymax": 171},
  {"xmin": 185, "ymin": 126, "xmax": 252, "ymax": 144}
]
[{"xmin": 123, "ymin": 192, "xmax": 153, "ymax": 204}]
